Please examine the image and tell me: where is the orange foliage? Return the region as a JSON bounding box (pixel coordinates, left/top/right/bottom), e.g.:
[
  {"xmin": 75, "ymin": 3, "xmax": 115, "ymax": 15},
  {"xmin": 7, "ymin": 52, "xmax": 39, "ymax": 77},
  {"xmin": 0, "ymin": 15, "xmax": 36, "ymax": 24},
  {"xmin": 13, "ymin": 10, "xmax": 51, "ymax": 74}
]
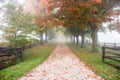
[
  {"xmin": 24, "ymin": 0, "xmax": 119, "ymax": 31},
  {"xmin": 92, "ymin": 0, "xmax": 101, "ymax": 3}
]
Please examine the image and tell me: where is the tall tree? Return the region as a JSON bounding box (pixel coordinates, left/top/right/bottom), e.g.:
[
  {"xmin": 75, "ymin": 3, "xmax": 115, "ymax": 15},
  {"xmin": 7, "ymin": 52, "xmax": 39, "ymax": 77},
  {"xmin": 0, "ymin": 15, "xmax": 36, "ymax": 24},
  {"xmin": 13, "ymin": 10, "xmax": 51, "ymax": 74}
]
[{"xmin": 1, "ymin": 0, "xmax": 36, "ymax": 46}]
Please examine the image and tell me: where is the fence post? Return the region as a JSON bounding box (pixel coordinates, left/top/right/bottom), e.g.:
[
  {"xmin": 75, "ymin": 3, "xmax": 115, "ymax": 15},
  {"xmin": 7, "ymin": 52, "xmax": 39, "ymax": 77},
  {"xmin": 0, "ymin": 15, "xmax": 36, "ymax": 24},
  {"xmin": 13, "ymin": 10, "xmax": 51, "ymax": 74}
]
[
  {"xmin": 104, "ymin": 43, "xmax": 106, "ymax": 47},
  {"xmin": 20, "ymin": 48, "xmax": 23, "ymax": 61},
  {"xmin": 102, "ymin": 46, "xmax": 105, "ymax": 62},
  {"xmin": 22, "ymin": 46, "xmax": 25, "ymax": 51},
  {"xmin": 114, "ymin": 43, "xmax": 116, "ymax": 48}
]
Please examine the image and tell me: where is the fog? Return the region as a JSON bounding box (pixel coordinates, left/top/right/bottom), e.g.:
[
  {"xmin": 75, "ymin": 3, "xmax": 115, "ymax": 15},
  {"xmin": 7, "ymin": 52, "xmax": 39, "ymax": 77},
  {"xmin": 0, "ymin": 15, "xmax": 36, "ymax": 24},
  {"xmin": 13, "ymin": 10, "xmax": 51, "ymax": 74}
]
[
  {"xmin": 49, "ymin": 31, "xmax": 120, "ymax": 43},
  {"xmin": 98, "ymin": 31, "xmax": 120, "ymax": 43}
]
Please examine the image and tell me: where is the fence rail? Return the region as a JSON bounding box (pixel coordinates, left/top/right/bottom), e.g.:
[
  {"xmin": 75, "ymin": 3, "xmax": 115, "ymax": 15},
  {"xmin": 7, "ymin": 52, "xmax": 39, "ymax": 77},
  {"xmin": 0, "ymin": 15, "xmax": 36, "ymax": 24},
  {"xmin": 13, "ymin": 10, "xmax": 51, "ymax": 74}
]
[
  {"xmin": 0, "ymin": 42, "xmax": 41, "ymax": 70},
  {"xmin": 101, "ymin": 43, "xmax": 120, "ymax": 69},
  {"xmin": 100, "ymin": 42, "xmax": 120, "ymax": 48}
]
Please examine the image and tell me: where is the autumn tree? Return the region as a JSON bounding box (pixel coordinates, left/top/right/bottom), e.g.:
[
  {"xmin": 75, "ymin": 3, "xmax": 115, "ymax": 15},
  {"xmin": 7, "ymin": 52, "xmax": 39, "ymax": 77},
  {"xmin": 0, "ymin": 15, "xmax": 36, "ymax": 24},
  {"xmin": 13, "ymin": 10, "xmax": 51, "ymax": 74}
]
[
  {"xmin": 87, "ymin": 0, "xmax": 120, "ymax": 52},
  {"xmin": 107, "ymin": 5, "xmax": 120, "ymax": 32}
]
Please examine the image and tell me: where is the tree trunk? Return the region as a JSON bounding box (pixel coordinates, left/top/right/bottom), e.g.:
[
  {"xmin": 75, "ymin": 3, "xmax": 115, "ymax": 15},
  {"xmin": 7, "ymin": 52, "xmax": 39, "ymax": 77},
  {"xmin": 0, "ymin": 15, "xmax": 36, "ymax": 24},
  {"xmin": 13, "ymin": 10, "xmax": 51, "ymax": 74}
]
[
  {"xmin": 73, "ymin": 34, "xmax": 76, "ymax": 44},
  {"xmin": 40, "ymin": 33, "xmax": 44, "ymax": 45},
  {"xmin": 76, "ymin": 29, "xmax": 79, "ymax": 45},
  {"xmin": 91, "ymin": 26, "xmax": 98, "ymax": 52},
  {"xmin": 71, "ymin": 35, "xmax": 73, "ymax": 43},
  {"xmin": 45, "ymin": 26, "xmax": 48, "ymax": 43},
  {"xmin": 76, "ymin": 35, "xmax": 79, "ymax": 45},
  {"xmin": 81, "ymin": 31, "xmax": 85, "ymax": 48}
]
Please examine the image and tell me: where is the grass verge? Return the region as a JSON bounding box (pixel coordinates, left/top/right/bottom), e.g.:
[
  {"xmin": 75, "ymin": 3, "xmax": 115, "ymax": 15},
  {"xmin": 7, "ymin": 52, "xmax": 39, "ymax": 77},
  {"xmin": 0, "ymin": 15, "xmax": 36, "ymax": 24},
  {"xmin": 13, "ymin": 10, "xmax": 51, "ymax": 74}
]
[
  {"xmin": 0, "ymin": 43, "xmax": 56, "ymax": 80},
  {"xmin": 68, "ymin": 43, "xmax": 120, "ymax": 80}
]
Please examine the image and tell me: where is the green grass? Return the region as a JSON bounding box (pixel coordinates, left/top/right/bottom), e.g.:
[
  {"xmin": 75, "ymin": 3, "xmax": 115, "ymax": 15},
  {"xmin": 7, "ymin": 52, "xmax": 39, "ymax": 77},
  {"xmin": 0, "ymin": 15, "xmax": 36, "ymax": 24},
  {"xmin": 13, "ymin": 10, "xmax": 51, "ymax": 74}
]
[
  {"xmin": 68, "ymin": 43, "xmax": 120, "ymax": 80},
  {"xmin": 0, "ymin": 43, "xmax": 56, "ymax": 80}
]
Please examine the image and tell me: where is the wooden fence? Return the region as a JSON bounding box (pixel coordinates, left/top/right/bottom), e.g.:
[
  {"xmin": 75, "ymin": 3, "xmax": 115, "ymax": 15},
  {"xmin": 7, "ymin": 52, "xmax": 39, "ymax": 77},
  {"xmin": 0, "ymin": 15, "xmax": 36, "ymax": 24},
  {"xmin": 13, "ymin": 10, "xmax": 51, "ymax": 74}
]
[
  {"xmin": 101, "ymin": 43, "xmax": 120, "ymax": 69},
  {"xmin": 100, "ymin": 42, "xmax": 120, "ymax": 48},
  {"xmin": 0, "ymin": 42, "xmax": 41, "ymax": 70}
]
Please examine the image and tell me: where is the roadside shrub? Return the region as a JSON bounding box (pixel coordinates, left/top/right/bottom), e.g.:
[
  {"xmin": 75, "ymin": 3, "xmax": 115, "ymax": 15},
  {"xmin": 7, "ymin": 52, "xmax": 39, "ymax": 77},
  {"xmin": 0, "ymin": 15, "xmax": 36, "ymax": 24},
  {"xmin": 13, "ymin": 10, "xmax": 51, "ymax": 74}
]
[
  {"xmin": 28, "ymin": 38, "xmax": 39, "ymax": 43},
  {"xmin": 8, "ymin": 36, "xmax": 29, "ymax": 47}
]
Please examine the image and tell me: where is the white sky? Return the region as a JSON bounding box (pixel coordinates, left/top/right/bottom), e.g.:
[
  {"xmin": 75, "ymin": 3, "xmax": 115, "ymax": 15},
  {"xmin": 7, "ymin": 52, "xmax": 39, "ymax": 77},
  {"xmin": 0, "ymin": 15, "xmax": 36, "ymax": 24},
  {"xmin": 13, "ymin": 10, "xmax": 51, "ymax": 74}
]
[
  {"xmin": 98, "ymin": 31, "xmax": 120, "ymax": 43},
  {"xmin": 18, "ymin": 0, "xmax": 25, "ymax": 5}
]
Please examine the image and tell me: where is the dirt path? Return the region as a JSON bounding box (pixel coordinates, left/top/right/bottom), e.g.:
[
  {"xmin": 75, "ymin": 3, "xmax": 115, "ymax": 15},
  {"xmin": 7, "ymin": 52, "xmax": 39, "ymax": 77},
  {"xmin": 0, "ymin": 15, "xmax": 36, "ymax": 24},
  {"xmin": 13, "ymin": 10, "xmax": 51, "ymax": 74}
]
[{"xmin": 18, "ymin": 44, "xmax": 104, "ymax": 80}]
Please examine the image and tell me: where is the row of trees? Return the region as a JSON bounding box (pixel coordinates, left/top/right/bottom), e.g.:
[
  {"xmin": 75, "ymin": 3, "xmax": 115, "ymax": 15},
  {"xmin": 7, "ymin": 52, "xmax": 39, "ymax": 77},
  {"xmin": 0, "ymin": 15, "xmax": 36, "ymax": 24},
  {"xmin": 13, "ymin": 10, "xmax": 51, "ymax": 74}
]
[
  {"xmin": 33, "ymin": 0, "xmax": 120, "ymax": 52},
  {"xmin": 1, "ymin": 0, "xmax": 120, "ymax": 51}
]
